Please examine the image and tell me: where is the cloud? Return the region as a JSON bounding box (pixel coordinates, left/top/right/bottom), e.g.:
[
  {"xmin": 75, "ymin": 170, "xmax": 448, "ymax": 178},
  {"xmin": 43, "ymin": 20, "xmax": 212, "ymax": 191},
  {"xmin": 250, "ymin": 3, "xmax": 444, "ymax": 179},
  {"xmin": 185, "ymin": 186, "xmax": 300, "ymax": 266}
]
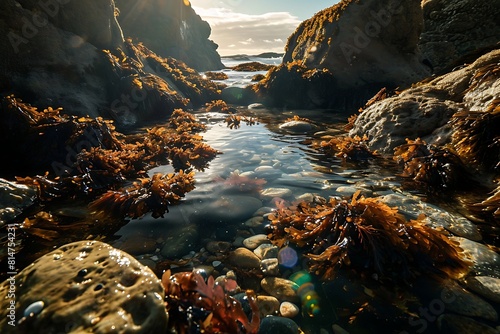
[{"xmin": 192, "ymin": 6, "xmax": 300, "ymax": 56}]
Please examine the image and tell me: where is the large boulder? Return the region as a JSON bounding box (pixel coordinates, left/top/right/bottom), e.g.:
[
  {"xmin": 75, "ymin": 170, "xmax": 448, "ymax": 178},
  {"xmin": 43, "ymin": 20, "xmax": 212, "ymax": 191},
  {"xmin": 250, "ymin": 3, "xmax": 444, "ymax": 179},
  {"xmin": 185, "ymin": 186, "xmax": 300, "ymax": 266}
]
[
  {"xmin": 0, "ymin": 240, "xmax": 168, "ymax": 333},
  {"xmin": 419, "ymin": 0, "xmax": 500, "ymax": 74},
  {"xmin": 349, "ymin": 49, "xmax": 500, "ymax": 154},
  {"xmin": 284, "ymin": 0, "xmax": 429, "ymax": 88},
  {"xmin": 257, "ymin": 0, "xmax": 430, "ymax": 109},
  {"xmin": 115, "ymin": 0, "xmax": 224, "ymax": 71},
  {"xmin": 0, "ymin": 0, "xmax": 220, "ymax": 129}
]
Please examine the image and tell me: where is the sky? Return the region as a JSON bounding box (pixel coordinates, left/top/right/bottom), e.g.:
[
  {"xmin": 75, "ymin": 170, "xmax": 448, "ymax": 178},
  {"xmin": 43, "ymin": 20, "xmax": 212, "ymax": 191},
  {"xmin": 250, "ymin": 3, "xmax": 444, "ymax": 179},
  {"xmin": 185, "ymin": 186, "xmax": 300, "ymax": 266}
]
[{"xmin": 189, "ymin": 0, "xmax": 339, "ymax": 56}]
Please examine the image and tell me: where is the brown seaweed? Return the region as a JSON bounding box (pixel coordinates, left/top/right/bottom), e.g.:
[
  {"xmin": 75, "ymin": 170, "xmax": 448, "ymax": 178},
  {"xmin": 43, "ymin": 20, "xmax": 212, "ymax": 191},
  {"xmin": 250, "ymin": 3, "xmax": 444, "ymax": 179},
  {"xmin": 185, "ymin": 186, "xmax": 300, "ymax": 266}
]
[
  {"xmin": 393, "ymin": 138, "xmax": 471, "ymax": 192},
  {"xmin": 89, "ymin": 171, "xmax": 195, "ymax": 219},
  {"xmin": 267, "ymin": 191, "xmax": 471, "ymax": 283},
  {"xmin": 316, "ymin": 135, "xmax": 379, "ymax": 162},
  {"xmin": 450, "ymin": 99, "xmax": 500, "ymax": 172},
  {"xmin": 162, "ymin": 270, "xmax": 260, "ymax": 334}
]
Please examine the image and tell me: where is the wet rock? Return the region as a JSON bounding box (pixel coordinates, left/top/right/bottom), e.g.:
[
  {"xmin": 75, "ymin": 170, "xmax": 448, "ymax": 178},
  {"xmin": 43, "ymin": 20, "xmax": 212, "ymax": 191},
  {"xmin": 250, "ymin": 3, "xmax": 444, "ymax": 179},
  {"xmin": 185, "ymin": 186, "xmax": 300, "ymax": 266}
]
[
  {"xmin": 245, "ymin": 216, "xmax": 265, "ymax": 228},
  {"xmin": 437, "ymin": 314, "xmax": 499, "ymax": 334},
  {"xmin": 350, "ymin": 49, "xmax": 500, "ymax": 154},
  {"xmin": 115, "ymin": 0, "xmax": 224, "ymax": 71},
  {"xmin": 336, "ymin": 186, "xmax": 373, "ymax": 198},
  {"xmin": 419, "ymin": 0, "xmax": 500, "ymax": 74},
  {"xmin": 161, "ymin": 224, "xmax": 199, "ymax": 258},
  {"xmin": 0, "ymin": 0, "xmax": 219, "ymax": 131},
  {"xmin": 258, "ymin": 316, "xmax": 300, "ymax": 334},
  {"xmin": 254, "ymin": 244, "xmax": 279, "ymax": 260},
  {"xmin": 227, "ymin": 248, "xmax": 261, "ymax": 269},
  {"xmin": 261, "ymin": 258, "xmax": 280, "ymax": 276},
  {"xmin": 260, "ymin": 188, "xmax": 293, "ymax": 199},
  {"xmin": 190, "ymin": 195, "xmax": 263, "ymax": 226},
  {"xmin": 279, "ymin": 121, "xmax": 317, "ymax": 134},
  {"xmin": 0, "ymin": 240, "xmax": 167, "ymax": 333},
  {"xmin": 117, "ymin": 235, "xmax": 158, "ymax": 255},
  {"xmin": 205, "ymin": 240, "xmax": 231, "ymax": 254},
  {"xmin": 254, "ymin": 166, "xmax": 283, "ymax": 180},
  {"xmin": 256, "ymin": 295, "xmax": 280, "ymax": 317},
  {"xmin": 280, "ymin": 301, "xmax": 300, "ymax": 318},
  {"xmin": 381, "ymin": 193, "xmax": 482, "ymax": 241},
  {"xmin": 465, "ymin": 276, "xmax": 500, "ymax": 304},
  {"xmin": 261, "ymin": 277, "xmax": 299, "ymax": 303},
  {"xmin": 243, "ymin": 234, "xmax": 270, "ymax": 250},
  {"xmin": 452, "ymin": 237, "xmax": 500, "ymax": 277},
  {"xmin": 0, "ymin": 179, "xmax": 36, "ymax": 226},
  {"xmin": 441, "ymin": 281, "xmax": 498, "ymax": 322}
]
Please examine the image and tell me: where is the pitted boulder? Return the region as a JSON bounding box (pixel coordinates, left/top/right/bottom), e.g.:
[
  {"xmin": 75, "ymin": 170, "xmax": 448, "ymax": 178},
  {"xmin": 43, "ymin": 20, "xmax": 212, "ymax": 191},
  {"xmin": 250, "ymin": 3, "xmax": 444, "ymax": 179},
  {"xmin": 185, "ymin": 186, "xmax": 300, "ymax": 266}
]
[{"xmin": 0, "ymin": 240, "xmax": 168, "ymax": 333}]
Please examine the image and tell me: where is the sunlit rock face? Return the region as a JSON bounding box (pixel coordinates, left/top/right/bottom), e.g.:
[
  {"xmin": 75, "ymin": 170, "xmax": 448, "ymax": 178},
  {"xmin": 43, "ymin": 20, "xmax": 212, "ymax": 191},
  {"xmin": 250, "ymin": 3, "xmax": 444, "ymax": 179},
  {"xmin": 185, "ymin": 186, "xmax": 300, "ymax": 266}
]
[
  {"xmin": 115, "ymin": 0, "xmax": 224, "ymax": 71},
  {"xmin": 283, "ymin": 0, "xmax": 430, "ymax": 91},
  {"xmin": 255, "ymin": 0, "xmax": 431, "ymax": 109},
  {"xmin": 349, "ymin": 49, "xmax": 500, "ymax": 154},
  {"xmin": 419, "ymin": 0, "xmax": 500, "ymax": 74},
  {"xmin": 0, "ymin": 240, "xmax": 168, "ymax": 333}
]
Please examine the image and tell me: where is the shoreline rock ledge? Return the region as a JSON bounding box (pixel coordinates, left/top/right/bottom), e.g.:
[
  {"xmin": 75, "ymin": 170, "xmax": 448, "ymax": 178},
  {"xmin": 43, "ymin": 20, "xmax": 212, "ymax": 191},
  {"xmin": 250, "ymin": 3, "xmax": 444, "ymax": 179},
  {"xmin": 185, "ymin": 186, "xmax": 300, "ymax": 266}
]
[{"xmin": 0, "ymin": 241, "xmax": 168, "ymax": 333}]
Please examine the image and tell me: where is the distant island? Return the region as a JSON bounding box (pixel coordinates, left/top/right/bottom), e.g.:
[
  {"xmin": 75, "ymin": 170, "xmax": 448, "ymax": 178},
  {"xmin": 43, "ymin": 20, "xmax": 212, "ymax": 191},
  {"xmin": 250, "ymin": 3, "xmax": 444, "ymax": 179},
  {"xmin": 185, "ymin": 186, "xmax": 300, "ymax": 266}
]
[{"xmin": 223, "ymin": 52, "xmax": 284, "ymax": 60}]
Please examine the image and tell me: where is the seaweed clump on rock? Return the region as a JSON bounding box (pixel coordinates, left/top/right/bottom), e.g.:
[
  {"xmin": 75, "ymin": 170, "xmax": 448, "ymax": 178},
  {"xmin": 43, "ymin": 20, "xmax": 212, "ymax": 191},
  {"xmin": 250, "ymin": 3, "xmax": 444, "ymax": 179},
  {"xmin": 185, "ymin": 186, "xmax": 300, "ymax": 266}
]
[
  {"xmin": 252, "ymin": 61, "xmax": 336, "ymax": 109},
  {"xmin": 393, "ymin": 138, "xmax": 471, "ymax": 193},
  {"xmin": 267, "ymin": 191, "xmax": 471, "ymax": 283},
  {"xmin": 450, "ymin": 98, "xmax": 500, "ymax": 173},
  {"xmin": 315, "ymin": 135, "xmax": 379, "ymax": 162},
  {"xmin": 162, "ymin": 270, "xmax": 260, "ymax": 333}
]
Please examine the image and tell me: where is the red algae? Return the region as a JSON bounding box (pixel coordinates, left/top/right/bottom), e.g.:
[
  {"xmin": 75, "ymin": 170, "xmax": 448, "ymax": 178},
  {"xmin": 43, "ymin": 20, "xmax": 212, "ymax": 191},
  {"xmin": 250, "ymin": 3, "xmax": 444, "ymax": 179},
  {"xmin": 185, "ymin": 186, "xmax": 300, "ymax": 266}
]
[{"xmin": 162, "ymin": 270, "xmax": 260, "ymax": 334}]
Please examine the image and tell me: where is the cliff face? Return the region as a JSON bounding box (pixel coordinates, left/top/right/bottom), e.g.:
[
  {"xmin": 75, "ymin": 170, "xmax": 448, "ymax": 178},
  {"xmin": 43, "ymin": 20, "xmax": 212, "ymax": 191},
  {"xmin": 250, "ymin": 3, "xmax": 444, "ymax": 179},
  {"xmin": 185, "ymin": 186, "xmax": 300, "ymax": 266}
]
[
  {"xmin": 0, "ymin": 0, "xmax": 220, "ymax": 129},
  {"xmin": 283, "ymin": 0, "xmax": 429, "ymax": 90},
  {"xmin": 419, "ymin": 0, "xmax": 500, "ymax": 74},
  {"xmin": 114, "ymin": 0, "xmax": 224, "ymax": 71}
]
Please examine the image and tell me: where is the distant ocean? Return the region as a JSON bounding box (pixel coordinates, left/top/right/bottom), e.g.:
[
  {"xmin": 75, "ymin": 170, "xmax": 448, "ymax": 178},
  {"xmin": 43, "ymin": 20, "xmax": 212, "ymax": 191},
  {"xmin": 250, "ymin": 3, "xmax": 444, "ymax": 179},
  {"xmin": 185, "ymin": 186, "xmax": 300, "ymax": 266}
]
[{"xmin": 205, "ymin": 53, "xmax": 283, "ymax": 88}]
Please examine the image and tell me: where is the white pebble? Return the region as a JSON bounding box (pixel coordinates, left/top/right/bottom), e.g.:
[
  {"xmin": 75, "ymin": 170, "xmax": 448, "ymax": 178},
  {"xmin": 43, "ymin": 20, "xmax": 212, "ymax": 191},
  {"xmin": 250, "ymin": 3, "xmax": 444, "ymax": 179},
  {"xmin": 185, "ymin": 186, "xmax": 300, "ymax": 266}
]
[{"xmin": 280, "ymin": 301, "xmax": 300, "ymax": 318}]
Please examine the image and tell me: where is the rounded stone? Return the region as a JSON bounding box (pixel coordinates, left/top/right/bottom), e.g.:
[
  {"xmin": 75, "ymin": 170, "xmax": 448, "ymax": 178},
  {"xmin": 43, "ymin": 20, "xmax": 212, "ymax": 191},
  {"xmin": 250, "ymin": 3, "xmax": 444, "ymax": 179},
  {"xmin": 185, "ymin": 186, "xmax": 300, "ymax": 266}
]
[
  {"xmin": 227, "ymin": 247, "xmax": 261, "ymax": 269},
  {"xmin": 260, "ymin": 188, "xmax": 293, "ymax": 199},
  {"xmin": 190, "ymin": 195, "xmax": 263, "ymax": 225},
  {"xmin": 254, "ymin": 244, "xmax": 279, "ymax": 260},
  {"xmin": 278, "ymin": 120, "xmax": 316, "ymax": 134},
  {"xmin": 258, "ymin": 316, "xmax": 300, "ymax": 334},
  {"xmin": 118, "ymin": 235, "xmax": 158, "ymax": 255},
  {"xmin": 0, "ymin": 241, "xmax": 168, "ymax": 333},
  {"xmin": 256, "ymin": 295, "xmax": 280, "ymax": 317},
  {"xmin": 261, "ymin": 277, "xmax": 299, "ymax": 303},
  {"xmin": 243, "ymin": 234, "xmax": 270, "ymax": 250},
  {"xmin": 280, "ymin": 301, "xmax": 300, "ymax": 318},
  {"xmin": 261, "ymin": 258, "xmax": 280, "ymax": 276},
  {"xmin": 161, "ymin": 225, "xmax": 199, "ymax": 258}
]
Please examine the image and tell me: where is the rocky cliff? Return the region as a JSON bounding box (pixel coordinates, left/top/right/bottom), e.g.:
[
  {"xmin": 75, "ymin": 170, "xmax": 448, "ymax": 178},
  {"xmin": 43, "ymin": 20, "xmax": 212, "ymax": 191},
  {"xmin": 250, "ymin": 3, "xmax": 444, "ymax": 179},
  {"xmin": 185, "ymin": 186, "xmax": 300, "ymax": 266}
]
[
  {"xmin": 0, "ymin": 0, "xmax": 220, "ymax": 129},
  {"xmin": 254, "ymin": 0, "xmax": 431, "ymax": 109},
  {"xmin": 284, "ymin": 0, "xmax": 429, "ymax": 89},
  {"xmin": 115, "ymin": 0, "xmax": 224, "ymax": 71}
]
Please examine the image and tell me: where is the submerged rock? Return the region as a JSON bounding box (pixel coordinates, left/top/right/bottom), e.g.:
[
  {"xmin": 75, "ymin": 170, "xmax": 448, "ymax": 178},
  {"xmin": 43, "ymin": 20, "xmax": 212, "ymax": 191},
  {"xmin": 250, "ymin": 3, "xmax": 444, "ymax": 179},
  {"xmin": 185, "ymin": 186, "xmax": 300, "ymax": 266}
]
[
  {"xmin": 0, "ymin": 240, "xmax": 168, "ymax": 333},
  {"xmin": 0, "ymin": 179, "xmax": 36, "ymax": 227}
]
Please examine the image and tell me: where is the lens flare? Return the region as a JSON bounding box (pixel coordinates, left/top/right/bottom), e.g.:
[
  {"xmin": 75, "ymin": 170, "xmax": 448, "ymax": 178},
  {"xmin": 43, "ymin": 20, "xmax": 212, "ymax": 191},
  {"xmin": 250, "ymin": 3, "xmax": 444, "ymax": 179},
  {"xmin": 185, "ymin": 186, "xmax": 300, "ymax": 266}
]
[
  {"xmin": 278, "ymin": 246, "xmax": 298, "ymax": 268},
  {"xmin": 290, "ymin": 271, "xmax": 321, "ymax": 317}
]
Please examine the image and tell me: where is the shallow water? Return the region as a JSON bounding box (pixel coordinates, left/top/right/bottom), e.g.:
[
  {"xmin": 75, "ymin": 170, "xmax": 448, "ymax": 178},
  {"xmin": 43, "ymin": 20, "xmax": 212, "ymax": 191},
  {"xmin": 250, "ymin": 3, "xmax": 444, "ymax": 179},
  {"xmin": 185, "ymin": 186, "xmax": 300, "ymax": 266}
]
[{"xmin": 103, "ymin": 59, "xmax": 500, "ymax": 333}]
